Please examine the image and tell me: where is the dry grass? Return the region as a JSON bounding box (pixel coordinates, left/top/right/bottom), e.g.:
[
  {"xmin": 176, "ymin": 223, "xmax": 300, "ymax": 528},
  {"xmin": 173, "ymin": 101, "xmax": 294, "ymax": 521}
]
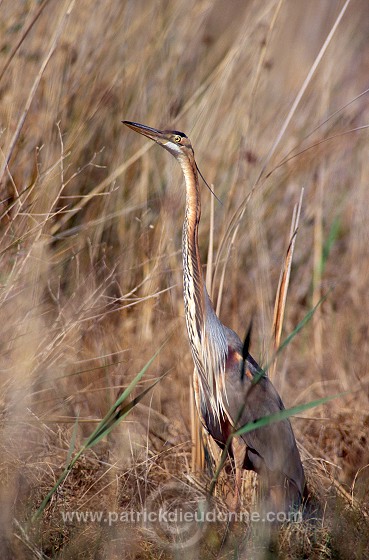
[{"xmin": 1, "ymin": 0, "xmax": 369, "ymax": 558}]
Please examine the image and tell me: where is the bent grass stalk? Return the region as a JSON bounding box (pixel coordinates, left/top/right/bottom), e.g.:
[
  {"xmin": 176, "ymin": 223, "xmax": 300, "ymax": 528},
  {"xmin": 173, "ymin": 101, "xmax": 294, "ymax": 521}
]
[{"xmin": 270, "ymin": 187, "xmax": 304, "ymax": 380}]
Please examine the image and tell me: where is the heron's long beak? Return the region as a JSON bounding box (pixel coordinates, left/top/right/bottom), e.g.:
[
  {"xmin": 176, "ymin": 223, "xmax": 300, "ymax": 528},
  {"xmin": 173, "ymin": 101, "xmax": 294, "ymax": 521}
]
[{"xmin": 122, "ymin": 120, "xmax": 165, "ymax": 142}]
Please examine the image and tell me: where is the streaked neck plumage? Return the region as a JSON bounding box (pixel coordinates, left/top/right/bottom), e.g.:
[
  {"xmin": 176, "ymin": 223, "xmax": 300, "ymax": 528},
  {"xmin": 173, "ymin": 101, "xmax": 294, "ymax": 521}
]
[{"xmin": 178, "ymin": 154, "xmax": 228, "ymax": 418}]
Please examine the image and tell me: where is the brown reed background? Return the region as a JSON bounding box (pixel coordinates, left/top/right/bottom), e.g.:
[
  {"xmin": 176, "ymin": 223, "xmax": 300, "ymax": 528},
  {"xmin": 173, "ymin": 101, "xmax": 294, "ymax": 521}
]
[{"xmin": 0, "ymin": 0, "xmax": 368, "ymax": 558}]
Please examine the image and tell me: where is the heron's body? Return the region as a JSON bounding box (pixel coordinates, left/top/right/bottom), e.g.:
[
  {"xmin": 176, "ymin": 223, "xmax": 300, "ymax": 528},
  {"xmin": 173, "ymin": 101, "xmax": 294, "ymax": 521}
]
[{"xmin": 123, "ymin": 121, "xmax": 305, "ymax": 511}]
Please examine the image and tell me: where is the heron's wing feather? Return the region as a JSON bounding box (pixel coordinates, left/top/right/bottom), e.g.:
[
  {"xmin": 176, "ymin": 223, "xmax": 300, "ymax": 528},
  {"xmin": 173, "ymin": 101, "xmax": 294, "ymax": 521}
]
[{"xmin": 223, "ymin": 339, "xmax": 305, "ymax": 495}]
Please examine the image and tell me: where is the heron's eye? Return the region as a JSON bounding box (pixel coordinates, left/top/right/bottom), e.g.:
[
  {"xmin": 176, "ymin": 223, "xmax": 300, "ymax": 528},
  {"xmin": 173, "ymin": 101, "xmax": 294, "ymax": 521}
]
[{"xmin": 173, "ymin": 135, "xmax": 182, "ymax": 144}]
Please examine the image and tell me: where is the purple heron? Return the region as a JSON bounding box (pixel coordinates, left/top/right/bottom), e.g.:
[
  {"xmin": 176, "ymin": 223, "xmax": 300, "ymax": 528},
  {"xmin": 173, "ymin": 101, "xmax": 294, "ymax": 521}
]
[{"xmin": 123, "ymin": 121, "xmax": 305, "ymax": 512}]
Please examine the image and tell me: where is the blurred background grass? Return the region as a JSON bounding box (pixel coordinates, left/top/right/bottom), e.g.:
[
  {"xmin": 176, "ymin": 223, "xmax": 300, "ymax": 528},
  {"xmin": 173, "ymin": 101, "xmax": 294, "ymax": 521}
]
[{"xmin": 0, "ymin": 0, "xmax": 368, "ymax": 557}]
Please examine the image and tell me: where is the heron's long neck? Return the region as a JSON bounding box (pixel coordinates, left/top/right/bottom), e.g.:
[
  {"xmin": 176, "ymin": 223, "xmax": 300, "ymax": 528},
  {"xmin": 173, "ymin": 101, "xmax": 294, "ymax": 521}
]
[
  {"xmin": 181, "ymin": 158, "xmax": 206, "ymax": 341},
  {"xmin": 180, "ymin": 157, "xmax": 227, "ymax": 405}
]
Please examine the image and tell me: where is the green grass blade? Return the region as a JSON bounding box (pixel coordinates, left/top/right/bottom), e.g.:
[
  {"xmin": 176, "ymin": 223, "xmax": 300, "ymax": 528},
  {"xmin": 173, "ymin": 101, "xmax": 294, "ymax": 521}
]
[
  {"xmin": 321, "ymin": 216, "xmax": 340, "ymax": 275},
  {"xmin": 234, "ymin": 391, "xmax": 348, "ymax": 437},
  {"xmin": 86, "ymin": 371, "xmax": 170, "ymax": 447},
  {"xmin": 32, "ymin": 345, "xmax": 167, "ymax": 521},
  {"xmin": 65, "ymin": 414, "xmax": 79, "ymax": 466},
  {"xmin": 84, "ymin": 341, "xmax": 165, "ymax": 446},
  {"xmin": 208, "ymin": 391, "xmax": 349, "ymax": 498},
  {"xmin": 275, "ymin": 292, "xmax": 330, "ymax": 358},
  {"xmin": 32, "ymin": 465, "xmax": 72, "ymax": 523}
]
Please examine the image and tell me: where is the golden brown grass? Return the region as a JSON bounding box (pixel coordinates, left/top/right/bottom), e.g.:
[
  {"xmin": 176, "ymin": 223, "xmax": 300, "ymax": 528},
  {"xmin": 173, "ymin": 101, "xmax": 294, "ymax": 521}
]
[{"xmin": 1, "ymin": 0, "xmax": 369, "ymax": 558}]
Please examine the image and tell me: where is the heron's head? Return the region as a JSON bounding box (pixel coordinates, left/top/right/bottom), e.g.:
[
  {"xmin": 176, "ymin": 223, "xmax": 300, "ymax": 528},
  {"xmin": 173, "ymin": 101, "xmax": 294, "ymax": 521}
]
[{"xmin": 122, "ymin": 121, "xmax": 194, "ymax": 162}]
